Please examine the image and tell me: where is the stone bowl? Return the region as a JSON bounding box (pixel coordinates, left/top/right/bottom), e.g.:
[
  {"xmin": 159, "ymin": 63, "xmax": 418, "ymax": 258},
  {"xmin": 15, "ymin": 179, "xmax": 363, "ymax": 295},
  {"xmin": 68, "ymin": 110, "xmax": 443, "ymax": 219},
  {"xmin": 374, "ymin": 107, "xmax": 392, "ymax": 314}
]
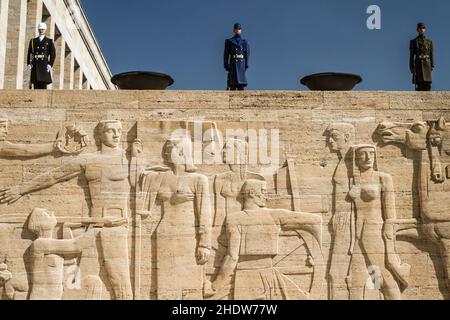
[
  {"xmin": 111, "ymin": 71, "xmax": 174, "ymax": 90},
  {"xmin": 300, "ymin": 72, "xmax": 362, "ymax": 91}
]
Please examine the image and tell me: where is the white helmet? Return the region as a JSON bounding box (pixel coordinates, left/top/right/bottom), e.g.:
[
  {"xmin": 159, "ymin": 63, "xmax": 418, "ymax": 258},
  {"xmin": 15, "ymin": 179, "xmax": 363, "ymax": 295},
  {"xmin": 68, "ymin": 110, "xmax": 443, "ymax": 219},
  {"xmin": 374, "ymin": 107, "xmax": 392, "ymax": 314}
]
[{"xmin": 37, "ymin": 22, "xmax": 47, "ymax": 30}]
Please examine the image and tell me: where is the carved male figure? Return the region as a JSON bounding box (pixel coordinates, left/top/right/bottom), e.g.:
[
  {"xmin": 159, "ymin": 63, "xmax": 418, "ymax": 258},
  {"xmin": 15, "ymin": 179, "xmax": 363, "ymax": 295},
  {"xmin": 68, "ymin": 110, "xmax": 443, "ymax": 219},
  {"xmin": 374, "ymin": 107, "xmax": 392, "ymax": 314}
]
[
  {"xmin": 27, "ymin": 208, "xmax": 92, "ymax": 300},
  {"xmin": 0, "ymin": 120, "xmax": 135, "ymax": 300},
  {"xmin": 324, "ymin": 123, "xmax": 355, "ymax": 299},
  {"xmin": 348, "ymin": 145, "xmax": 410, "ymax": 300},
  {"xmin": 207, "ymin": 179, "xmax": 322, "ymax": 300}
]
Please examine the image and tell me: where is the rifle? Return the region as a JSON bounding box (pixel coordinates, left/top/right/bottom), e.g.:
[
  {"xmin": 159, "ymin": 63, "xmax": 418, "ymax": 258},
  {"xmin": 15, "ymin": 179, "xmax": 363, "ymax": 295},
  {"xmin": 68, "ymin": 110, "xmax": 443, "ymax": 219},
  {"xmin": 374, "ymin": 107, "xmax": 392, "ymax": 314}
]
[{"xmin": 29, "ymin": 39, "xmax": 34, "ymax": 90}]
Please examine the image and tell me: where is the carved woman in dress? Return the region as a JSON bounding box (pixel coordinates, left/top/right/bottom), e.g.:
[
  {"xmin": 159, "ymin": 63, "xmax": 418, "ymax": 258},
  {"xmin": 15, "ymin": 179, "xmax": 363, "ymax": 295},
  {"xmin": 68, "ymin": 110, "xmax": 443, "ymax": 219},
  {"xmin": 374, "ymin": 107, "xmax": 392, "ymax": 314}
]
[
  {"xmin": 139, "ymin": 133, "xmax": 211, "ymax": 300},
  {"xmin": 348, "ymin": 144, "xmax": 410, "ymax": 300}
]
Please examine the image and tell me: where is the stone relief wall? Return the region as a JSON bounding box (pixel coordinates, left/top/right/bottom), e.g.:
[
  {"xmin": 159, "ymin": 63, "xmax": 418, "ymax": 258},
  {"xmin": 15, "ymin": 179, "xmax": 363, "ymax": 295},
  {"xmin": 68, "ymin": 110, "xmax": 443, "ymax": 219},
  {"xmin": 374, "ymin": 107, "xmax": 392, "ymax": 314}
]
[{"xmin": 0, "ymin": 90, "xmax": 449, "ymax": 300}]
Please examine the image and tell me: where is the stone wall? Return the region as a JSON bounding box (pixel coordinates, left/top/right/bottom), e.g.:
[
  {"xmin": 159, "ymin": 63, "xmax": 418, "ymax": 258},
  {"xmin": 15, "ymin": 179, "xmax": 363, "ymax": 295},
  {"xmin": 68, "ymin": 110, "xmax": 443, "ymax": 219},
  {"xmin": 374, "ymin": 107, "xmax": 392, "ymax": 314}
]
[{"xmin": 0, "ymin": 90, "xmax": 449, "ymax": 300}]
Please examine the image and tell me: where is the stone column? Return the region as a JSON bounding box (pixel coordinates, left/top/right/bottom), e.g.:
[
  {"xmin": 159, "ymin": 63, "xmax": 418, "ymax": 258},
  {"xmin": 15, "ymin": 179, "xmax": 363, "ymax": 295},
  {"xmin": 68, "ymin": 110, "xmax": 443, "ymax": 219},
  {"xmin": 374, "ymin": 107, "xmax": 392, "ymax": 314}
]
[
  {"xmin": 73, "ymin": 61, "xmax": 82, "ymax": 90},
  {"xmin": 4, "ymin": 0, "xmax": 27, "ymax": 89},
  {"xmin": 63, "ymin": 45, "xmax": 74, "ymax": 89},
  {"xmin": 78, "ymin": 70, "xmax": 83, "ymax": 89},
  {"xmin": 52, "ymin": 30, "xmax": 63, "ymax": 89},
  {"xmin": 82, "ymin": 74, "xmax": 87, "ymax": 90},
  {"xmin": 46, "ymin": 19, "xmax": 55, "ymax": 89},
  {"xmin": 22, "ymin": 0, "xmax": 44, "ymax": 89},
  {"xmin": 84, "ymin": 78, "xmax": 90, "ymax": 90},
  {"xmin": 15, "ymin": 0, "xmax": 28, "ymax": 89},
  {"xmin": 0, "ymin": 0, "xmax": 10, "ymax": 89}
]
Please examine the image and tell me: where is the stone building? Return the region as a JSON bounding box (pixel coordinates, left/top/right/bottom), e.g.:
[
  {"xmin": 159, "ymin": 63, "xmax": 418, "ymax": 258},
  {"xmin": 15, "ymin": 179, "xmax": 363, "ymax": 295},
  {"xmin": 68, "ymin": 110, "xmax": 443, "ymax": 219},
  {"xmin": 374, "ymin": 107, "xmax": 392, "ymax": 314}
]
[{"xmin": 0, "ymin": 0, "xmax": 114, "ymax": 90}]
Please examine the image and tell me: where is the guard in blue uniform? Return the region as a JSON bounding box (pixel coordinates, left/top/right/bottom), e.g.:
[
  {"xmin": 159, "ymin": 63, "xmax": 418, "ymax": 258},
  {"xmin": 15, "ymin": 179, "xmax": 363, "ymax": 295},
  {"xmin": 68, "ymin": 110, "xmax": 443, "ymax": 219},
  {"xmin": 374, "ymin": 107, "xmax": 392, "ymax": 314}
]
[
  {"xmin": 27, "ymin": 23, "xmax": 56, "ymax": 90},
  {"xmin": 224, "ymin": 23, "xmax": 250, "ymax": 91}
]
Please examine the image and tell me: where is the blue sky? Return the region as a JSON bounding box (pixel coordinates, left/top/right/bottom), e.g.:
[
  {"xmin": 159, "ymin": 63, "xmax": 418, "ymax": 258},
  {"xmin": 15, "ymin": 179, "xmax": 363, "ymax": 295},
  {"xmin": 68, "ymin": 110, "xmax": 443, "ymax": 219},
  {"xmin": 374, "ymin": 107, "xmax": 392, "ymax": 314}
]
[{"xmin": 81, "ymin": 0, "xmax": 450, "ymax": 91}]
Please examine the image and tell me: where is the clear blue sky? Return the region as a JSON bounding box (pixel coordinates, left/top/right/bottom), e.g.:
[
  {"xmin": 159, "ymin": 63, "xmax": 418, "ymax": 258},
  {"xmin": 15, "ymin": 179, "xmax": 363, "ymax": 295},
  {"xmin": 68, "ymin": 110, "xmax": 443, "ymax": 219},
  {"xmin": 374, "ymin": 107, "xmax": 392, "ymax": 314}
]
[{"xmin": 81, "ymin": 0, "xmax": 450, "ymax": 91}]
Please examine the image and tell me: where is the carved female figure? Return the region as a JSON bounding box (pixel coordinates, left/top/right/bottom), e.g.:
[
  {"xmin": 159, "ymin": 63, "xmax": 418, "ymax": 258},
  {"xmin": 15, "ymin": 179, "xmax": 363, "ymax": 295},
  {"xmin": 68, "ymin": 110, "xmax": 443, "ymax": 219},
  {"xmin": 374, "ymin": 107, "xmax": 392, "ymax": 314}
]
[
  {"xmin": 348, "ymin": 144, "xmax": 410, "ymax": 300},
  {"xmin": 140, "ymin": 133, "xmax": 211, "ymax": 300}
]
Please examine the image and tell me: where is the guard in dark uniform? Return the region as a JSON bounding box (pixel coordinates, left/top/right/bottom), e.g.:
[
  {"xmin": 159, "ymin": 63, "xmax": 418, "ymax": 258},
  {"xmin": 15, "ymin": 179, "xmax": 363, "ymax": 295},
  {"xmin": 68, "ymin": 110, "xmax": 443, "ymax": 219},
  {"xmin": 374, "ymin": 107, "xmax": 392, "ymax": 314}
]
[
  {"xmin": 410, "ymin": 23, "xmax": 434, "ymax": 91},
  {"xmin": 27, "ymin": 23, "xmax": 56, "ymax": 90},
  {"xmin": 224, "ymin": 23, "xmax": 250, "ymax": 91}
]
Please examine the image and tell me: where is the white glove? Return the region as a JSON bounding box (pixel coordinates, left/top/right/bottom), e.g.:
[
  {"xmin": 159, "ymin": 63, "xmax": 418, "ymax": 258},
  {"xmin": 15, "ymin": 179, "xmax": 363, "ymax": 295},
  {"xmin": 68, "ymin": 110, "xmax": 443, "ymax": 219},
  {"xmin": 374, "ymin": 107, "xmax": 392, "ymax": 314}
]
[
  {"xmin": 28, "ymin": 64, "xmax": 33, "ymax": 70},
  {"xmin": 47, "ymin": 64, "xmax": 52, "ymax": 73}
]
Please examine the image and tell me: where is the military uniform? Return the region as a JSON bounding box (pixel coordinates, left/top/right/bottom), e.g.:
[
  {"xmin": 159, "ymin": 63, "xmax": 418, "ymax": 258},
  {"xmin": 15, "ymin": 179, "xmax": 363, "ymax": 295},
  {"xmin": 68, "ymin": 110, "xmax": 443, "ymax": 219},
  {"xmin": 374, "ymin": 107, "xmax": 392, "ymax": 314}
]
[
  {"xmin": 27, "ymin": 36, "xmax": 56, "ymax": 89},
  {"xmin": 410, "ymin": 31, "xmax": 434, "ymax": 91},
  {"xmin": 224, "ymin": 23, "xmax": 250, "ymax": 91}
]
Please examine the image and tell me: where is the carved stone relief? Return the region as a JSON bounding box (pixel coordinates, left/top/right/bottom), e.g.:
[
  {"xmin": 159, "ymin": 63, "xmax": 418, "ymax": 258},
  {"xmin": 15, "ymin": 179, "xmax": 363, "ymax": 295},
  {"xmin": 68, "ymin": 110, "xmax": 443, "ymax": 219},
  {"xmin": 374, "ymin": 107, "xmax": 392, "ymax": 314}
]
[
  {"xmin": 0, "ymin": 112, "xmax": 448, "ymax": 300},
  {"xmin": 376, "ymin": 117, "xmax": 450, "ymax": 295}
]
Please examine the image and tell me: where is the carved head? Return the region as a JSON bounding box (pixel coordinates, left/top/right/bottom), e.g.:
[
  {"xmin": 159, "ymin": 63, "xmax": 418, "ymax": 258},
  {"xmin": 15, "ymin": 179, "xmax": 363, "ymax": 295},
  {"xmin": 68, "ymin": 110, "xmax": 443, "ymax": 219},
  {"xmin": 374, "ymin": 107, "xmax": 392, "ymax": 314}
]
[
  {"xmin": 0, "ymin": 118, "xmax": 8, "ymax": 141},
  {"xmin": 223, "ymin": 138, "xmax": 249, "ymax": 165},
  {"xmin": 28, "ymin": 208, "xmax": 57, "ymax": 238},
  {"xmin": 428, "ymin": 117, "xmax": 449, "ymax": 158},
  {"xmin": 241, "ymin": 179, "xmax": 268, "ymax": 208},
  {"xmin": 324, "ymin": 123, "xmax": 355, "ymax": 153},
  {"xmin": 98, "ymin": 120, "xmax": 122, "ymax": 149},
  {"xmin": 376, "ymin": 120, "xmax": 429, "ymax": 150},
  {"xmin": 162, "ymin": 130, "xmax": 197, "ymax": 172},
  {"xmin": 352, "ymin": 144, "xmax": 378, "ymax": 173}
]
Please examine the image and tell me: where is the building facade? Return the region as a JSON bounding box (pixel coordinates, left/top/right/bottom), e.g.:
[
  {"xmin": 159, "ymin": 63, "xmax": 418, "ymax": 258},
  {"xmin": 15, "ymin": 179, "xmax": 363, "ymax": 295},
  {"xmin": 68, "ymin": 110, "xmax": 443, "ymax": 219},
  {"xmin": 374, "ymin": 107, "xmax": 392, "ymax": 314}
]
[{"xmin": 0, "ymin": 0, "xmax": 114, "ymax": 90}]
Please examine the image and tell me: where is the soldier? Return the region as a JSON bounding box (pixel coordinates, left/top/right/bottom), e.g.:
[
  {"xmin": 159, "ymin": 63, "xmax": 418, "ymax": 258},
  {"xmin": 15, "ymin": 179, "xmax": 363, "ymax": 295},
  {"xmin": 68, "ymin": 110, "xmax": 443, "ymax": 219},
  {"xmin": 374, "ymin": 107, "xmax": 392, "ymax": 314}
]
[
  {"xmin": 27, "ymin": 22, "xmax": 56, "ymax": 90},
  {"xmin": 224, "ymin": 23, "xmax": 250, "ymax": 91},
  {"xmin": 410, "ymin": 23, "xmax": 434, "ymax": 91}
]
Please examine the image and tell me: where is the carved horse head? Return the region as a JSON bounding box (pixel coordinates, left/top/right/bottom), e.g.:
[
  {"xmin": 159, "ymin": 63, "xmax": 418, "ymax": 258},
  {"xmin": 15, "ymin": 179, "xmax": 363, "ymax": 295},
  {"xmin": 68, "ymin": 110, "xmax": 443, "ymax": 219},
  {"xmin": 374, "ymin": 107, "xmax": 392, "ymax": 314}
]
[
  {"xmin": 375, "ymin": 120, "xmax": 429, "ymax": 151},
  {"xmin": 428, "ymin": 117, "xmax": 450, "ymax": 158},
  {"xmin": 427, "ymin": 117, "xmax": 449, "ymax": 183},
  {"xmin": 376, "ymin": 117, "xmax": 448, "ymax": 184}
]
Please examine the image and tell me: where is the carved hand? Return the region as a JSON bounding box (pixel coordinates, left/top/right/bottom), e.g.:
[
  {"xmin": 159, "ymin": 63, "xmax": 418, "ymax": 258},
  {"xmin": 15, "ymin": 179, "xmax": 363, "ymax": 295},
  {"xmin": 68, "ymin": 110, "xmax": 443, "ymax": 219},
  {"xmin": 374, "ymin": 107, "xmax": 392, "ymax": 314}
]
[
  {"xmin": 0, "ymin": 186, "xmax": 23, "ymax": 205},
  {"xmin": 196, "ymin": 247, "xmax": 210, "ymax": 265},
  {"xmin": 54, "ymin": 130, "xmax": 65, "ymax": 152},
  {"xmin": 103, "ymin": 217, "xmax": 127, "ymax": 228},
  {"xmin": 383, "ymin": 220, "xmax": 395, "ymax": 240},
  {"xmin": 171, "ymin": 192, "xmax": 195, "ymax": 205},
  {"xmin": 348, "ymin": 184, "xmax": 361, "ymax": 202},
  {"xmin": 0, "ymin": 263, "xmax": 12, "ymax": 283}
]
